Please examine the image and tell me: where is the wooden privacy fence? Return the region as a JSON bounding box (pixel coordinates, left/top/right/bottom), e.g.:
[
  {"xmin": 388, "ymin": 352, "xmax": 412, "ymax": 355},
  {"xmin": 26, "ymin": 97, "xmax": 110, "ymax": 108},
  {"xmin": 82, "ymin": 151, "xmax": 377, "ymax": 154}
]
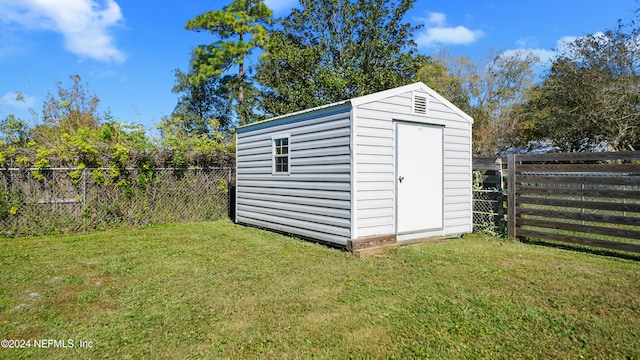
[
  {"xmin": 473, "ymin": 157, "xmax": 506, "ymax": 189},
  {"xmin": 507, "ymin": 151, "xmax": 640, "ymax": 253}
]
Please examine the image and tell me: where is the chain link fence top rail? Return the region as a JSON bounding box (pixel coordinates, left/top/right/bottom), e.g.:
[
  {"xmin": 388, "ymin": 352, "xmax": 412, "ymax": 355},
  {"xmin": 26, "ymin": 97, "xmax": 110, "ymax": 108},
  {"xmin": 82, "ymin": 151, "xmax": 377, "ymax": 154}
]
[{"xmin": 0, "ymin": 167, "xmax": 234, "ymax": 237}]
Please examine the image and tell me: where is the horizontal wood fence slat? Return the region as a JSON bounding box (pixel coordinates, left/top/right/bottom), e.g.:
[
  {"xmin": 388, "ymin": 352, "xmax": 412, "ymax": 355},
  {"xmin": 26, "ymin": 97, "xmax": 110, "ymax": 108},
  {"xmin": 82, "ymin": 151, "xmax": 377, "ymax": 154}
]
[
  {"xmin": 518, "ymin": 175, "xmax": 640, "ymax": 186},
  {"xmin": 515, "ymin": 185, "xmax": 640, "ymax": 200},
  {"xmin": 518, "ymin": 218, "xmax": 640, "ymax": 241},
  {"xmin": 517, "ymin": 163, "xmax": 640, "ymax": 173},
  {"xmin": 513, "ymin": 151, "xmax": 640, "ymax": 162},
  {"xmin": 517, "ymin": 197, "xmax": 640, "ymax": 213},
  {"xmin": 516, "ymin": 207, "xmax": 640, "ymax": 227},
  {"xmin": 517, "ymin": 229, "xmax": 640, "ymax": 253},
  {"xmin": 507, "ymin": 151, "xmax": 640, "ymax": 254},
  {"xmin": 472, "ymin": 157, "xmax": 505, "ymax": 171}
]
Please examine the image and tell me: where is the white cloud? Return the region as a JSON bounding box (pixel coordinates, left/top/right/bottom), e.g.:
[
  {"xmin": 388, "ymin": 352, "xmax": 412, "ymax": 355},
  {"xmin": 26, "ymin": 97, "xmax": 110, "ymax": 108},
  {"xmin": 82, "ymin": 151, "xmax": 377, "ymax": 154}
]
[
  {"xmin": 264, "ymin": 0, "xmax": 298, "ymax": 15},
  {"xmin": 515, "ymin": 37, "xmax": 537, "ymax": 48},
  {"xmin": 502, "ymin": 48, "xmax": 556, "ymax": 64},
  {"xmin": 502, "ymin": 35, "xmax": 585, "ymax": 65},
  {"xmin": 1, "ymin": 92, "xmax": 36, "ymax": 109},
  {"xmin": 426, "ymin": 12, "xmax": 446, "ymax": 27},
  {"xmin": 0, "ymin": 0, "xmax": 126, "ymax": 63},
  {"xmin": 556, "ymin": 35, "xmax": 578, "ymax": 52},
  {"xmin": 416, "ymin": 12, "xmax": 484, "ymax": 47}
]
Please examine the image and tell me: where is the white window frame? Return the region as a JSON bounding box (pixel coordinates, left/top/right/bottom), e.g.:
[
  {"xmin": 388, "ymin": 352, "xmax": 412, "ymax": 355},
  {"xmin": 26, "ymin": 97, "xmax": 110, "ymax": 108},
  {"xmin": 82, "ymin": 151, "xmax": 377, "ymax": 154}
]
[{"xmin": 272, "ymin": 134, "xmax": 291, "ymax": 175}]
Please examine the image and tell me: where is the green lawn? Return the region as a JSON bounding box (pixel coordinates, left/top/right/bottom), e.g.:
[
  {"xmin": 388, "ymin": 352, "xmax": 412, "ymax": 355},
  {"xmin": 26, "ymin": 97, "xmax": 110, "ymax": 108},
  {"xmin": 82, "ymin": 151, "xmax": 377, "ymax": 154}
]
[{"xmin": 1, "ymin": 221, "xmax": 638, "ymax": 359}]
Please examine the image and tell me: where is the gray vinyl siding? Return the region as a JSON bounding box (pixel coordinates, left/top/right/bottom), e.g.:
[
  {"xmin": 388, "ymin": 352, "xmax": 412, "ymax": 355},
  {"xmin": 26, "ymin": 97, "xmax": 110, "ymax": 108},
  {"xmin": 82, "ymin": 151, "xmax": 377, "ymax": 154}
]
[
  {"xmin": 236, "ymin": 105, "xmax": 352, "ymax": 245},
  {"xmin": 353, "ymin": 99, "xmax": 397, "ymax": 238},
  {"xmin": 354, "ymin": 88, "xmax": 472, "ymax": 238},
  {"xmin": 435, "ymin": 102, "xmax": 473, "ymax": 235},
  {"xmin": 236, "ymin": 82, "xmax": 472, "ymax": 246}
]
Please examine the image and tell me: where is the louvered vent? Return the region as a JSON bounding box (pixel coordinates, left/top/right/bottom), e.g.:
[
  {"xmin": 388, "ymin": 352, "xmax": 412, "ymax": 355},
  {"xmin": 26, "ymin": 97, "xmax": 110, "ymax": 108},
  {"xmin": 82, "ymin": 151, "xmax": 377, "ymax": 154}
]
[{"xmin": 414, "ymin": 95, "xmax": 427, "ymax": 115}]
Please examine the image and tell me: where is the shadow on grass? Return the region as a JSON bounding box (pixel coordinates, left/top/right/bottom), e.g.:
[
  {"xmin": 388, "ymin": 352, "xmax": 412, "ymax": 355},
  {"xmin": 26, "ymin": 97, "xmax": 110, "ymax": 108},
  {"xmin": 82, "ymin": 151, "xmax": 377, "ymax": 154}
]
[{"xmin": 521, "ymin": 237, "xmax": 640, "ymax": 262}]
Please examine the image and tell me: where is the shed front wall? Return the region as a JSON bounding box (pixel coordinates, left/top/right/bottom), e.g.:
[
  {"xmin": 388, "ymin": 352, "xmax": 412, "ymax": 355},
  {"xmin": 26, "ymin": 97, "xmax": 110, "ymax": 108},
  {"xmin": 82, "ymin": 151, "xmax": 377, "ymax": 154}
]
[
  {"xmin": 353, "ymin": 88, "xmax": 472, "ymax": 241},
  {"xmin": 236, "ymin": 105, "xmax": 352, "ymax": 245}
]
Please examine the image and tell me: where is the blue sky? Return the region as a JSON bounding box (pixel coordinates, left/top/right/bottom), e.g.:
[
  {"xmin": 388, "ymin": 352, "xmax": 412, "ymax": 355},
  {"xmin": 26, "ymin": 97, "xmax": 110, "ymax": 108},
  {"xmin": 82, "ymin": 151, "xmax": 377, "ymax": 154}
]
[{"xmin": 1, "ymin": 0, "xmax": 638, "ymax": 132}]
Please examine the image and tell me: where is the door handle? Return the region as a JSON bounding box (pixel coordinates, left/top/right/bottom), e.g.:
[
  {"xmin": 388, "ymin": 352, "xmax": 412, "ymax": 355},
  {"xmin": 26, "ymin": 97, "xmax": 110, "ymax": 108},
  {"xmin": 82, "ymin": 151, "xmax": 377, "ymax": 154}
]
[{"xmin": 398, "ymin": 176, "xmax": 404, "ymax": 183}]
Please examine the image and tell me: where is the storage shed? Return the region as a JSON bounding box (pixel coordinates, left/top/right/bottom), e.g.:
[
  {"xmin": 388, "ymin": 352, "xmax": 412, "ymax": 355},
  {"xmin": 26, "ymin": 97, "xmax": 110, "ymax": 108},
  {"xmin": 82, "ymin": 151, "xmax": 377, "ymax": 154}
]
[{"xmin": 235, "ymin": 82, "xmax": 473, "ymax": 252}]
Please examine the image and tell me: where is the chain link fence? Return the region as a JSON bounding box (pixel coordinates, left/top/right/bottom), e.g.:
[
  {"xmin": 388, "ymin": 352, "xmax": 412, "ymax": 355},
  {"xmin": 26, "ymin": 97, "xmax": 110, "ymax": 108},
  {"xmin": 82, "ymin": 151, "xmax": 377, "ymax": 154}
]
[
  {"xmin": 3, "ymin": 165, "xmax": 509, "ymax": 238},
  {"xmin": 472, "ymin": 158, "xmax": 508, "ymax": 237},
  {"xmin": 0, "ymin": 167, "xmax": 234, "ymax": 237},
  {"xmin": 473, "ymin": 189, "xmax": 507, "ymax": 236}
]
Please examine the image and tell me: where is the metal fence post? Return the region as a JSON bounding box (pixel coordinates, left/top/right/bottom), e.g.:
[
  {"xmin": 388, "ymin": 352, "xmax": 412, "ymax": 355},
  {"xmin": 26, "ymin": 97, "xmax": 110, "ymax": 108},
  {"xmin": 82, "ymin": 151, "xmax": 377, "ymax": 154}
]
[
  {"xmin": 82, "ymin": 168, "xmax": 87, "ymax": 210},
  {"xmin": 497, "ymin": 190, "xmax": 506, "ymax": 235}
]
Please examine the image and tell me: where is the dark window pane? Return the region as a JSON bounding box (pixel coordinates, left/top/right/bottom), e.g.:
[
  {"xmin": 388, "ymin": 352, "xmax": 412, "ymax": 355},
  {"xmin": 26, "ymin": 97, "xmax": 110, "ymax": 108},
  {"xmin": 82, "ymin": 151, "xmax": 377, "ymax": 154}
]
[{"xmin": 274, "ymin": 137, "xmax": 290, "ymax": 173}]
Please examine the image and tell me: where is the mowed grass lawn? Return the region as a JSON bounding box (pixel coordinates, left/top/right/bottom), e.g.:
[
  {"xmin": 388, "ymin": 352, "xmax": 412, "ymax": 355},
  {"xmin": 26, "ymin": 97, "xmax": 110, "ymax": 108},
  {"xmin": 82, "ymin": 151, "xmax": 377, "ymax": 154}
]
[{"xmin": 1, "ymin": 221, "xmax": 638, "ymax": 359}]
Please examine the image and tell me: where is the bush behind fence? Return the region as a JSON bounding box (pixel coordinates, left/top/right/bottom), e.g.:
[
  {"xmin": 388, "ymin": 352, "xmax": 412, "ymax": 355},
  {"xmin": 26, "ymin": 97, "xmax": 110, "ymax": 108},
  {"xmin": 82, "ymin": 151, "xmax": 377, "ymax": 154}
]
[{"xmin": 0, "ymin": 167, "xmax": 234, "ymax": 237}]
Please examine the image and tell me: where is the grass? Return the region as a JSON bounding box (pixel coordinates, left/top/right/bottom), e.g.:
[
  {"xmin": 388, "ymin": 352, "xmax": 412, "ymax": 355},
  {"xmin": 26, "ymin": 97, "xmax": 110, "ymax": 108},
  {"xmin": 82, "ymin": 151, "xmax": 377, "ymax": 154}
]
[{"xmin": 1, "ymin": 220, "xmax": 639, "ymax": 359}]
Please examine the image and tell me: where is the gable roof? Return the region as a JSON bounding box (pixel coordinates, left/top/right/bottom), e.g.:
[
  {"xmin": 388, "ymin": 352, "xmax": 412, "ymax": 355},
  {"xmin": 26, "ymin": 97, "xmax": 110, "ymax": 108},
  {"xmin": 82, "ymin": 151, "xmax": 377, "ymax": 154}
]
[
  {"xmin": 351, "ymin": 82, "xmax": 473, "ymax": 123},
  {"xmin": 239, "ymin": 82, "xmax": 473, "ymax": 130}
]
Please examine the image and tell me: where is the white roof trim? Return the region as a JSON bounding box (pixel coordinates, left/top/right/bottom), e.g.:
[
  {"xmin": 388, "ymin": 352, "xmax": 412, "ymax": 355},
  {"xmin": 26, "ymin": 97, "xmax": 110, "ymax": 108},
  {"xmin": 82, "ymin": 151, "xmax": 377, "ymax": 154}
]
[
  {"xmin": 239, "ymin": 82, "xmax": 473, "ymax": 129},
  {"xmin": 238, "ymin": 99, "xmax": 351, "ymax": 129}
]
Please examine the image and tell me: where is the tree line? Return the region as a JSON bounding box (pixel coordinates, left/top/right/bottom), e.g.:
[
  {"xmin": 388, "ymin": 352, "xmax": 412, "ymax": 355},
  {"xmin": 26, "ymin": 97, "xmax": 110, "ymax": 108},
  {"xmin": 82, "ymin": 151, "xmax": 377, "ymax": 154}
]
[
  {"xmin": 176, "ymin": 0, "xmax": 640, "ymax": 155},
  {"xmin": 2, "ymin": 0, "xmax": 639, "ymax": 174},
  {"xmin": 0, "ymin": 74, "xmax": 234, "ymax": 172}
]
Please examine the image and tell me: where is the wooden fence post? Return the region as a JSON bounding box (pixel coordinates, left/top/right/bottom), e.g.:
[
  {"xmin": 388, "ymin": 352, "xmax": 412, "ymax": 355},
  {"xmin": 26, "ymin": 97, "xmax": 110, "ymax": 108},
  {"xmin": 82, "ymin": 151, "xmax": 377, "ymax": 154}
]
[{"xmin": 507, "ymin": 154, "xmax": 517, "ymax": 239}]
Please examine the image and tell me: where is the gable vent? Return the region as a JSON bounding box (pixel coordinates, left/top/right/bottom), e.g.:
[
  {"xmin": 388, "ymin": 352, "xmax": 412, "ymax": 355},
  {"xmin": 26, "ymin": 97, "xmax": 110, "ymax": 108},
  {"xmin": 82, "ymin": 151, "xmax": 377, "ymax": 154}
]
[{"xmin": 414, "ymin": 95, "xmax": 427, "ymax": 115}]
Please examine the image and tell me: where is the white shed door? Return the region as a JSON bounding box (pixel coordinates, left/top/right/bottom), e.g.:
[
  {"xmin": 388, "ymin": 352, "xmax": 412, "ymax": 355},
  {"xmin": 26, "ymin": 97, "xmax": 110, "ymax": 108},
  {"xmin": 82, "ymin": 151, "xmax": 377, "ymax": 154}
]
[{"xmin": 396, "ymin": 122, "xmax": 443, "ymax": 233}]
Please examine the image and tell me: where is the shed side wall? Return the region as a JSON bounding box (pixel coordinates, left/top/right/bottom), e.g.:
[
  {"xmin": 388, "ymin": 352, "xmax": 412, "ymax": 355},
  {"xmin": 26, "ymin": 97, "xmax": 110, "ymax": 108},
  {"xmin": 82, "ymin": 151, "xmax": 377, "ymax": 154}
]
[
  {"xmin": 355, "ymin": 89, "xmax": 472, "ymax": 239},
  {"xmin": 236, "ymin": 106, "xmax": 352, "ymax": 245}
]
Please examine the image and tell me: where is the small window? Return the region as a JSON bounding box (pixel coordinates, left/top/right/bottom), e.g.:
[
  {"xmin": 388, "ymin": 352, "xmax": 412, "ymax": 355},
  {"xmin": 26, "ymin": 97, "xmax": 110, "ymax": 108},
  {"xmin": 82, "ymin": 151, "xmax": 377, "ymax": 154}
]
[{"xmin": 273, "ymin": 137, "xmax": 289, "ymax": 174}]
